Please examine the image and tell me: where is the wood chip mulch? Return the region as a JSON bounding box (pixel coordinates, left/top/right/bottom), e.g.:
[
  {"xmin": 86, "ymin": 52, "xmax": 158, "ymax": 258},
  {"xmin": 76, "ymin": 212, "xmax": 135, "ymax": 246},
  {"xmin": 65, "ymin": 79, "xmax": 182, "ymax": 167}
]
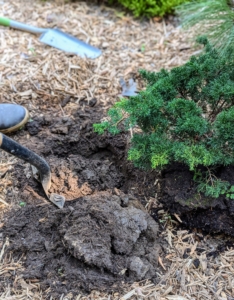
[{"xmin": 0, "ymin": 1, "xmax": 233, "ymax": 300}]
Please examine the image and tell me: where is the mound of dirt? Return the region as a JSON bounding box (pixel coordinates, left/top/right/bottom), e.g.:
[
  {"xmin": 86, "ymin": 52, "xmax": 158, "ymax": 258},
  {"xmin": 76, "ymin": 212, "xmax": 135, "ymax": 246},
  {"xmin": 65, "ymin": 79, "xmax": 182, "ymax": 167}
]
[{"xmin": 1, "ymin": 190, "xmax": 161, "ymax": 298}]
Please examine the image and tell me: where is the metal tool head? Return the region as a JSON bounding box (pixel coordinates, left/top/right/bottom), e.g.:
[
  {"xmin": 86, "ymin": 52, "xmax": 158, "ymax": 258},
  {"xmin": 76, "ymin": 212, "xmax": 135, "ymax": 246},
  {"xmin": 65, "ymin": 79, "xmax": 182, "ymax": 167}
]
[
  {"xmin": 32, "ymin": 165, "xmax": 65, "ymax": 209},
  {"xmin": 49, "ymin": 193, "xmax": 66, "ymax": 209},
  {"xmin": 39, "ymin": 28, "xmax": 102, "ymax": 59},
  {"xmin": 0, "ymin": 133, "xmax": 65, "ymax": 209}
]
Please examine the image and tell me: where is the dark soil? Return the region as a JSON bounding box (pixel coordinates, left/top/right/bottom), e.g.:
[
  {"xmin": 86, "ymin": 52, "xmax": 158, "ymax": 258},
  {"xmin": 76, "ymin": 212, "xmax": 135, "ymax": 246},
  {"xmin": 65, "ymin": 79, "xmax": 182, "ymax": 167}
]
[
  {"xmin": 1, "ymin": 101, "xmax": 234, "ymax": 297},
  {"xmin": 2, "ymin": 191, "xmax": 160, "ymax": 298},
  {"xmin": 160, "ymin": 164, "xmax": 234, "ymax": 236},
  {"xmin": 0, "ymin": 104, "xmax": 162, "ymax": 298}
]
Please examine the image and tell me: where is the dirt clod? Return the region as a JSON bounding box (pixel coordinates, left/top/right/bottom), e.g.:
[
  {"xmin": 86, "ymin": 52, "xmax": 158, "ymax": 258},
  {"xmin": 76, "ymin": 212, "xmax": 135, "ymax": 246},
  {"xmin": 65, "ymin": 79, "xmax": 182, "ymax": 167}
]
[{"xmin": 2, "ymin": 191, "xmax": 161, "ymax": 297}]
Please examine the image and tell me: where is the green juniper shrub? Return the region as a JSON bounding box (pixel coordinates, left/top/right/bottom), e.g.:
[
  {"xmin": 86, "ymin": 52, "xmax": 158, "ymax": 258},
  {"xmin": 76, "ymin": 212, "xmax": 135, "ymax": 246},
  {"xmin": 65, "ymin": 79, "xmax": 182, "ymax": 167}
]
[{"xmin": 94, "ymin": 37, "xmax": 234, "ymax": 199}]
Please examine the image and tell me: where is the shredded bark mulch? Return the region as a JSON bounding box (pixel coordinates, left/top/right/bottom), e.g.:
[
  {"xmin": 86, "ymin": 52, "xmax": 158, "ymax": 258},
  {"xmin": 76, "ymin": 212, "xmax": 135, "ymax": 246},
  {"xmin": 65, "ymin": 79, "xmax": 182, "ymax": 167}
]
[{"xmin": 0, "ymin": 1, "xmax": 234, "ymax": 300}]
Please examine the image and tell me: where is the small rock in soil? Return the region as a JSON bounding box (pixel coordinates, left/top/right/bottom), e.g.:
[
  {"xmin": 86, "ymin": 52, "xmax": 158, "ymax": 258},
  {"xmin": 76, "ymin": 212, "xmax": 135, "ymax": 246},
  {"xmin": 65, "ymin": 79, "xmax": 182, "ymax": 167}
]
[
  {"xmin": 61, "ymin": 95, "xmax": 71, "ymax": 107},
  {"xmin": 26, "ymin": 117, "xmax": 44, "ymax": 135},
  {"xmin": 193, "ymin": 258, "xmax": 200, "ymax": 268},
  {"xmin": 50, "ymin": 116, "xmax": 73, "ymax": 135},
  {"xmin": 89, "ymin": 97, "xmax": 97, "ymax": 107}
]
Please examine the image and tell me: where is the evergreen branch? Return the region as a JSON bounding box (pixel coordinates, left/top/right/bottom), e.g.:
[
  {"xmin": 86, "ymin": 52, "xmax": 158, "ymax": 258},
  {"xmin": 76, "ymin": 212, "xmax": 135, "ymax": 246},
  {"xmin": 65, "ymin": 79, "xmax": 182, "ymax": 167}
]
[{"xmin": 94, "ymin": 38, "xmax": 234, "ymax": 199}]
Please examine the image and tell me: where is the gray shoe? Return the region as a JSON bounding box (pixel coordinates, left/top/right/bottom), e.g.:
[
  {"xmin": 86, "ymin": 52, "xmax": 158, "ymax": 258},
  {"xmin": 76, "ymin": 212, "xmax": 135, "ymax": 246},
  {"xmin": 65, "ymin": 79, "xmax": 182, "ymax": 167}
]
[{"xmin": 0, "ymin": 103, "xmax": 29, "ymax": 133}]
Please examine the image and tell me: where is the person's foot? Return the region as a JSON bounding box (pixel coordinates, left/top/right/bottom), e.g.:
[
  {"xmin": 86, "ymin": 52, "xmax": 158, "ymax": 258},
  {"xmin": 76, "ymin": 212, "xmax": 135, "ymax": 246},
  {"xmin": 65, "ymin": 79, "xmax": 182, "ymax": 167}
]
[{"xmin": 0, "ymin": 103, "xmax": 29, "ymax": 134}]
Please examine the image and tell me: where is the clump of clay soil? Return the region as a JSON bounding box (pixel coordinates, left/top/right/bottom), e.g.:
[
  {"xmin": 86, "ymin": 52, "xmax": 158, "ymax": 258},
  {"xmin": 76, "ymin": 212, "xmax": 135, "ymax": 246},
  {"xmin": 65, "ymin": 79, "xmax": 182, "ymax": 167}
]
[{"xmin": 1, "ymin": 190, "xmax": 161, "ymax": 298}]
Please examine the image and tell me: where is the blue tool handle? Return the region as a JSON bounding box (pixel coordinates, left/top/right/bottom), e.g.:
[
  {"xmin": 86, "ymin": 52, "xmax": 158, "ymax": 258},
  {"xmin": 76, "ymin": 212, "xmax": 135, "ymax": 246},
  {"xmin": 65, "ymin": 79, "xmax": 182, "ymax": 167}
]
[{"xmin": 0, "ymin": 16, "xmax": 47, "ymax": 34}]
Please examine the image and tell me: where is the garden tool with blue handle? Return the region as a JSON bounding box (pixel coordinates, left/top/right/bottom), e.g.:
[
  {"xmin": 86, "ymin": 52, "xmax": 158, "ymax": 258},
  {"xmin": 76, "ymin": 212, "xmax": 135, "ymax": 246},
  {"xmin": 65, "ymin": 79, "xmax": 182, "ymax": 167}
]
[{"xmin": 0, "ymin": 16, "xmax": 101, "ymax": 59}]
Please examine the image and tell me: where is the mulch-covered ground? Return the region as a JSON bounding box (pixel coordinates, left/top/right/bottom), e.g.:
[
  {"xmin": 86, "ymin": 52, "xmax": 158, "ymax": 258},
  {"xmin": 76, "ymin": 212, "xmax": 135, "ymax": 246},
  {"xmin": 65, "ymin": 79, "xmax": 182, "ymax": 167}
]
[{"xmin": 0, "ymin": 1, "xmax": 234, "ymax": 300}]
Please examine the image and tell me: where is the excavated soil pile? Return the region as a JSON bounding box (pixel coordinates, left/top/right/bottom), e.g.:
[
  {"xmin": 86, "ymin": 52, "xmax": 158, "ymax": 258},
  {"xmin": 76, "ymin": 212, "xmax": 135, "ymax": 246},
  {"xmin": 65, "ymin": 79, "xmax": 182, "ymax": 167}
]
[
  {"xmin": 1, "ymin": 191, "xmax": 161, "ymax": 298},
  {"xmin": 2, "ymin": 103, "xmax": 234, "ymax": 298}
]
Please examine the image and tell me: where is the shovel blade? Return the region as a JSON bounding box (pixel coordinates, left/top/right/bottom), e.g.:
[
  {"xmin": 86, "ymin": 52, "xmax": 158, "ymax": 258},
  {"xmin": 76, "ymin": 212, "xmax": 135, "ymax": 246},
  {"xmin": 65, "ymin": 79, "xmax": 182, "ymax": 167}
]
[
  {"xmin": 50, "ymin": 193, "xmax": 66, "ymax": 209},
  {"xmin": 39, "ymin": 28, "xmax": 102, "ymax": 59}
]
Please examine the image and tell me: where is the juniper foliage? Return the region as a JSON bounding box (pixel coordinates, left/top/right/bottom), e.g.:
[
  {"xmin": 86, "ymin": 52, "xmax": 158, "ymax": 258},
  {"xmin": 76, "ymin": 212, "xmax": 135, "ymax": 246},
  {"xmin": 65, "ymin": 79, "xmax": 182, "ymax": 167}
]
[{"xmin": 94, "ymin": 38, "xmax": 234, "ymax": 198}]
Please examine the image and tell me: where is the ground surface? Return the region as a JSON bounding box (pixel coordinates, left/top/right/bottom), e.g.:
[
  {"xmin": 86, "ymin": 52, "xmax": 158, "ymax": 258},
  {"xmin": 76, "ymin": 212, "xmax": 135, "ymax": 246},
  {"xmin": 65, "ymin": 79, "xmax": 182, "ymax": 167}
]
[
  {"xmin": 3, "ymin": 191, "xmax": 160, "ymax": 298},
  {"xmin": 160, "ymin": 164, "xmax": 234, "ymax": 236},
  {"xmin": 0, "ymin": 1, "xmax": 234, "ymax": 300}
]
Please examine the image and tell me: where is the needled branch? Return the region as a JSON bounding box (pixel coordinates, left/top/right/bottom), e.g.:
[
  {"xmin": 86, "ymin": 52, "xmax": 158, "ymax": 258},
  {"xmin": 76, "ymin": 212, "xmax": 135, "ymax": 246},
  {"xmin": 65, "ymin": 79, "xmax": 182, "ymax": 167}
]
[{"xmin": 94, "ymin": 38, "xmax": 234, "ymax": 198}]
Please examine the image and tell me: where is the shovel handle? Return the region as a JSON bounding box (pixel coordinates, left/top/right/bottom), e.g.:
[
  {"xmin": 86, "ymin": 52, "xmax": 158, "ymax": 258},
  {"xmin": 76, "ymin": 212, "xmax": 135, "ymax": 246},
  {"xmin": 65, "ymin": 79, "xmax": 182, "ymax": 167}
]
[
  {"xmin": 0, "ymin": 16, "xmax": 47, "ymax": 34},
  {"xmin": 0, "ymin": 133, "xmax": 51, "ymax": 192}
]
